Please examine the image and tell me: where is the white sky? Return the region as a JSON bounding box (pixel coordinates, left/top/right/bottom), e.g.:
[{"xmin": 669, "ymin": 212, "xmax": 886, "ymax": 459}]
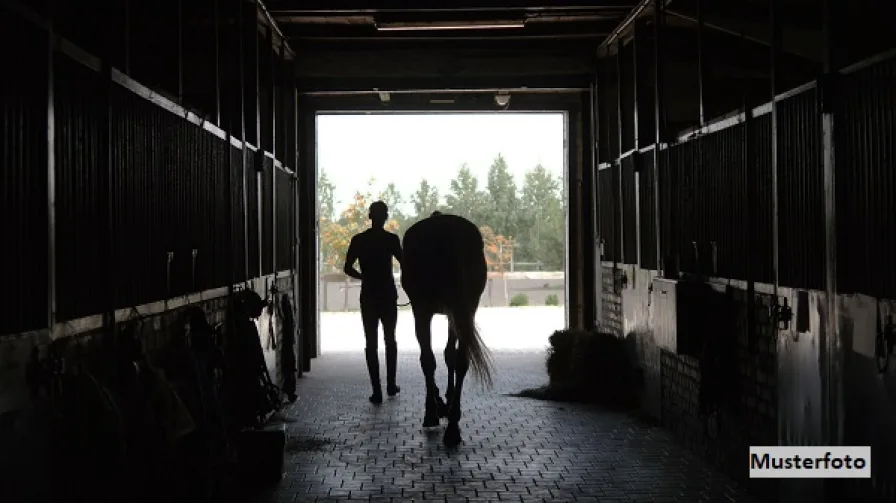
[{"xmin": 316, "ymin": 113, "xmax": 566, "ymax": 215}]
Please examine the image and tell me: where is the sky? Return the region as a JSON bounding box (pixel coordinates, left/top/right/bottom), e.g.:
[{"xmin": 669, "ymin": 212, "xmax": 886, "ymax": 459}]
[{"xmin": 316, "ymin": 113, "xmax": 566, "ymax": 216}]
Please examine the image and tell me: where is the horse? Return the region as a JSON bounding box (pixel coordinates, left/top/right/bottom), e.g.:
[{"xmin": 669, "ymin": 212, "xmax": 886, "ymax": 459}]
[{"xmin": 400, "ymin": 212, "xmax": 494, "ymax": 447}]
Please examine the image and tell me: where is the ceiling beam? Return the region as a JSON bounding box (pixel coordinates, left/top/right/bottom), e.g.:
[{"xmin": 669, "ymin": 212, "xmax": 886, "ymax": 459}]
[
  {"xmin": 279, "ymin": 20, "xmax": 616, "ymax": 41},
  {"xmin": 295, "ymin": 74, "xmax": 594, "ymax": 92},
  {"xmin": 265, "ymin": 0, "xmax": 637, "ymax": 14}
]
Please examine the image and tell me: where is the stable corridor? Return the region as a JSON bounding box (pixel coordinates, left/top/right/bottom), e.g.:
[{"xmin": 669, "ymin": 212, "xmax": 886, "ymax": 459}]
[{"xmin": 268, "ymin": 349, "xmax": 757, "ymax": 502}]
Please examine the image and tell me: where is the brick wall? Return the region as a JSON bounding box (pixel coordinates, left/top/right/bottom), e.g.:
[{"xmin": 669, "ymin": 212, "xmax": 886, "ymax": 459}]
[
  {"xmin": 601, "ymin": 265, "xmax": 623, "ymax": 336},
  {"xmin": 659, "ymin": 289, "xmax": 778, "ymax": 501}
]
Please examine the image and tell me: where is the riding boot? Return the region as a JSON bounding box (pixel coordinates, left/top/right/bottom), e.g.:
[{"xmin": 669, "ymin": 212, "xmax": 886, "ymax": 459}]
[
  {"xmin": 365, "ymin": 348, "xmax": 382, "ymax": 403},
  {"xmin": 385, "ymin": 343, "xmax": 400, "ymax": 396}
]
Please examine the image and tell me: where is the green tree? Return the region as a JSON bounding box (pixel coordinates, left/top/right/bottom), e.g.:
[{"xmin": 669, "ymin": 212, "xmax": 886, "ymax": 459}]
[
  {"xmin": 318, "ymin": 168, "xmax": 336, "ymax": 221},
  {"xmin": 379, "ymin": 182, "xmax": 409, "ymax": 236},
  {"xmin": 485, "ymin": 153, "xmax": 520, "ymax": 239},
  {"xmin": 445, "ymin": 163, "xmax": 488, "ymax": 224},
  {"xmin": 409, "ymin": 178, "xmax": 442, "ymax": 219},
  {"xmin": 519, "ymin": 164, "xmax": 565, "ymax": 270}
]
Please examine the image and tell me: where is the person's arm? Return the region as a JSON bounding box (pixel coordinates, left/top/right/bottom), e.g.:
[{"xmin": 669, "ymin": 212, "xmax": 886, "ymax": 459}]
[
  {"xmin": 391, "ymin": 234, "xmax": 403, "ymax": 265},
  {"xmin": 343, "ymin": 238, "xmax": 363, "ymax": 280}
]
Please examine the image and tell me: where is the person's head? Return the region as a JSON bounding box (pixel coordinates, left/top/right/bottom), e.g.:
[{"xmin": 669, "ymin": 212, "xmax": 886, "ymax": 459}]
[
  {"xmin": 369, "ymin": 201, "xmax": 388, "ymax": 227},
  {"xmin": 431, "ymin": 210, "xmax": 442, "ymax": 217}
]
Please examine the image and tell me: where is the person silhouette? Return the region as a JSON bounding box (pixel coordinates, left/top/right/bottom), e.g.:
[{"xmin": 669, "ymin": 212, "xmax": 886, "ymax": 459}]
[{"xmin": 343, "ymin": 201, "xmax": 403, "ymax": 403}]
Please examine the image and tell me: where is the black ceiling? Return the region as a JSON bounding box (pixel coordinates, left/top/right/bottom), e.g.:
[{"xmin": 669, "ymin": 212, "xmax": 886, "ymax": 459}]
[{"xmin": 265, "ymin": 0, "xmax": 640, "ymax": 49}]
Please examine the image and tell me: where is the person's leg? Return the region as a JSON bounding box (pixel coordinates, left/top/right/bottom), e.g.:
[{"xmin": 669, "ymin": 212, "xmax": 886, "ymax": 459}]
[
  {"xmin": 381, "ymin": 301, "xmax": 400, "ymax": 396},
  {"xmin": 361, "ymin": 299, "xmax": 382, "ymax": 403}
]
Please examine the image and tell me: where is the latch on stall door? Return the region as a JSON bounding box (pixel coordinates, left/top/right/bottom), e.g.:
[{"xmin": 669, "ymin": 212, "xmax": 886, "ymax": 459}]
[
  {"xmin": 875, "ymin": 313, "xmax": 896, "ymax": 374},
  {"xmin": 770, "ymin": 296, "xmax": 793, "ymax": 331}
]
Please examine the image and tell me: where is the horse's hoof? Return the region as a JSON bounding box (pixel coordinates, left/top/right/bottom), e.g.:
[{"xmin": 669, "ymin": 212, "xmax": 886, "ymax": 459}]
[
  {"xmin": 423, "ymin": 414, "xmax": 440, "ymax": 428},
  {"xmin": 443, "ymin": 423, "xmax": 461, "ymax": 447}
]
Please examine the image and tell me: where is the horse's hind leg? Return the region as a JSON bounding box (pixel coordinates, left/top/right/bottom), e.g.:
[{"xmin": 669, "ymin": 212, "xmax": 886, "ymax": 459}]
[
  {"xmin": 442, "ymin": 327, "xmax": 457, "ymax": 418},
  {"xmin": 414, "ymin": 306, "xmax": 441, "ymax": 427},
  {"xmin": 443, "ymin": 311, "xmax": 473, "ymax": 447}
]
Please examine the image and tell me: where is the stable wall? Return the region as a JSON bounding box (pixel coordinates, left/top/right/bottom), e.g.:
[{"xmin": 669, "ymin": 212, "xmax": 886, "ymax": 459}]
[
  {"xmin": 596, "ymin": 37, "xmax": 896, "ymax": 503},
  {"xmin": 0, "ymin": 1, "xmax": 306, "ymax": 425}
]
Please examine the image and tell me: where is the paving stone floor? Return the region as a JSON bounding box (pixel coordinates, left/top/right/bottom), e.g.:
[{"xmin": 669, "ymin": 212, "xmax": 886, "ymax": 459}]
[{"xmin": 263, "ymin": 347, "xmax": 760, "ymax": 503}]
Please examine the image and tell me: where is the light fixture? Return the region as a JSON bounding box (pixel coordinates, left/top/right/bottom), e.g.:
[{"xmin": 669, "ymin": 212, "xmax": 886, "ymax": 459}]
[
  {"xmin": 495, "ymin": 93, "xmax": 511, "ymax": 107},
  {"xmin": 376, "ymin": 20, "xmax": 525, "ymax": 31},
  {"xmin": 377, "ymin": 91, "xmax": 391, "ymax": 103}
]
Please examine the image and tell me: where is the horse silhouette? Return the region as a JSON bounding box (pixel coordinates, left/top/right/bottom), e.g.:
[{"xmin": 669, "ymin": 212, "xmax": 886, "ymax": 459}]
[{"xmin": 400, "ymin": 212, "xmax": 494, "ymax": 447}]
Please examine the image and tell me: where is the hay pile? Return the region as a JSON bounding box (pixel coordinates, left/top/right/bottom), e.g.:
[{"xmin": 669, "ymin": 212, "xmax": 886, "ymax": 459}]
[{"xmin": 516, "ymin": 329, "xmax": 643, "ymax": 409}]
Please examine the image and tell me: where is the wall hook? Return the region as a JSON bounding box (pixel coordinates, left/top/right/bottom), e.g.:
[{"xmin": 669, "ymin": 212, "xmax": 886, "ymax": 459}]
[
  {"xmin": 770, "ymin": 296, "xmax": 793, "ymax": 331},
  {"xmin": 875, "ymin": 309, "xmax": 895, "ymax": 374}
]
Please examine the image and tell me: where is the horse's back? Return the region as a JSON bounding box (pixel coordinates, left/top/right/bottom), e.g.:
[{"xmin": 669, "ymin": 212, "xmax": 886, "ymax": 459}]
[{"xmin": 401, "ymin": 214, "xmax": 486, "ymax": 303}]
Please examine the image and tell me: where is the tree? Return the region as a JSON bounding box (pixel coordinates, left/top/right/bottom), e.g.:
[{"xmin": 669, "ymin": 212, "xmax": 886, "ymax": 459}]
[
  {"xmin": 409, "ymin": 178, "xmax": 442, "ymax": 218},
  {"xmin": 445, "ymin": 163, "xmax": 488, "ymax": 224},
  {"xmin": 485, "ymin": 153, "xmax": 520, "ymax": 239},
  {"xmin": 318, "ymin": 169, "xmax": 336, "ymax": 221},
  {"xmin": 519, "ymin": 164, "xmax": 565, "ymax": 270},
  {"xmin": 379, "ymin": 182, "xmax": 409, "ymax": 237},
  {"xmin": 479, "ymin": 225, "xmax": 514, "ymax": 273}
]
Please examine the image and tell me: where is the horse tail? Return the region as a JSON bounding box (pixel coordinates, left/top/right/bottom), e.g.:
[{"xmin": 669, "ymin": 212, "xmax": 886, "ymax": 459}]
[{"xmin": 445, "ymin": 253, "xmax": 494, "ymax": 389}]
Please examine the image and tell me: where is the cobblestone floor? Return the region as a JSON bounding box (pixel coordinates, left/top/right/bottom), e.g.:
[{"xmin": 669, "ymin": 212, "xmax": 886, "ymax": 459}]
[{"xmin": 264, "ymin": 346, "xmax": 759, "ymax": 502}]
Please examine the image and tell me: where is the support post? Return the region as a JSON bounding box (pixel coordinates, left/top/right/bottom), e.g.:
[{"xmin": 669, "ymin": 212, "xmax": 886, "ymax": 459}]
[
  {"xmin": 270, "ymin": 28, "xmax": 277, "ymax": 278},
  {"xmin": 47, "ymin": 2, "xmax": 56, "ymax": 330},
  {"xmin": 770, "ymin": 0, "xmax": 781, "ymax": 293},
  {"xmin": 298, "ymin": 86, "xmax": 305, "ymax": 377},
  {"xmin": 214, "ymin": 0, "xmax": 221, "ymax": 126},
  {"xmin": 591, "ymin": 74, "xmax": 603, "ymax": 327},
  {"xmin": 177, "ymin": 0, "xmax": 183, "ymax": 102},
  {"xmin": 653, "ymin": 0, "xmax": 664, "ymax": 273},
  {"xmin": 239, "ymin": 0, "xmax": 249, "ymax": 282},
  {"xmin": 100, "ymin": 24, "xmax": 115, "ymax": 339},
  {"xmin": 615, "ymin": 40, "xmax": 625, "ymax": 274},
  {"xmin": 697, "ymin": 0, "xmax": 706, "ymax": 125},
  {"xmin": 124, "ymin": 0, "xmax": 130, "ymax": 74},
  {"xmin": 820, "ymin": 0, "xmax": 843, "ymax": 466}
]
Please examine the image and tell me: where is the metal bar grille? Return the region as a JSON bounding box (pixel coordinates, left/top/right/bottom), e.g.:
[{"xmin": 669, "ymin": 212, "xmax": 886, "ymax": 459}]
[
  {"xmin": 1, "ymin": 19, "xmax": 50, "ymax": 333},
  {"xmin": 598, "ymin": 167, "xmax": 620, "ymax": 263},
  {"xmin": 276, "ymin": 169, "xmax": 296, "ymax": 272},
  {"xmin": 246, "ymin": 153, "xmax": 261, "ymax": 279},
  {"xmin": 836, "ymin": 56, "xmax": 896, "ymax": 297},
  {"xmin": 261, "ymin": 156, "xmax": 275, "ymax": 275},
  {"xmin": 54, "ymin": 56, "xmax": 105, "ymax": 321},
  {"xmin": 639, "ymin": 149, "xmax": 657, "ymax": 269},
  {"xmin": 750, "ymin": 113, "xmax": 776, "ymax": 285},
  {"xmin": 621, "ymin": 155, "xmax": 638, "ymax": 264},
  {"xmin": 777, "ymin": 87, "xmax": 825, "ymax": 291}
]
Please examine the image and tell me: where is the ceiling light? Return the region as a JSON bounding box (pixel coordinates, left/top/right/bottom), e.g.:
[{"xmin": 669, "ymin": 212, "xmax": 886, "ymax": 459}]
[
  {"xmin": 377, "ymin": 91, "xmax": 390, "ymax": 103},
  {"xmin": 495, "ymin": 93, "xmax": 511, "ymax": 107},
  {"xmin": 376, "ymin": 20, "xmax": 525, "ymax": 31}
]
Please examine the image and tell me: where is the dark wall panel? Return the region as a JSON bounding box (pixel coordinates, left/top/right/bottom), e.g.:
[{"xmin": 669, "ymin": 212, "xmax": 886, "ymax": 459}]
[
  {"xmin": 671, "ymin": 140, "xmax": 701, "ymax": 275},
  {"xmin": 54, "ymin": 56, "xmax": 105, "ymax": 321},
  {"xmin": 749, "ymin": 113, "xmax": 776, "ymax": 285},
  {"xmin": 261, "ymin": 157, "xmax": 275, "ymax": 275},
  {"xmin": 836, "ymin": 57, "xmax": 896, "ymax": 298},
  {"xmin": 276, "ymin": 169, "xmax": 296, "ymax": 272},
  {"xmin": 639, "ymin": 150, "xmax": 657, "ymax": 269},
  {"xmin": 777, "ymin": 88, "xmax": 825, "ymax": 291},
  {"xmin": 246, "ymin": 152, "xmax": 261, "ymax": 279},
  {"xmin": 110, "ymin": 85, "xmax": 163, "ymax": 308},
  {"xmin": 621, "ymin": 155, "xmax": 638, "ymax": 264},
  {"xmin": 2, "ymin": 19, "xmax": 49, "ymax": 333},
  {"xmin": 701, "ymin": 124, "xmax": 747, "ymax": 280},
  {"xmin": 598, "ymin": 167, "xmax": 620, "ymax": 263},
  {"xmin": 231, "ymin": 144, "xmax": 247, "ymax": 283}
]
